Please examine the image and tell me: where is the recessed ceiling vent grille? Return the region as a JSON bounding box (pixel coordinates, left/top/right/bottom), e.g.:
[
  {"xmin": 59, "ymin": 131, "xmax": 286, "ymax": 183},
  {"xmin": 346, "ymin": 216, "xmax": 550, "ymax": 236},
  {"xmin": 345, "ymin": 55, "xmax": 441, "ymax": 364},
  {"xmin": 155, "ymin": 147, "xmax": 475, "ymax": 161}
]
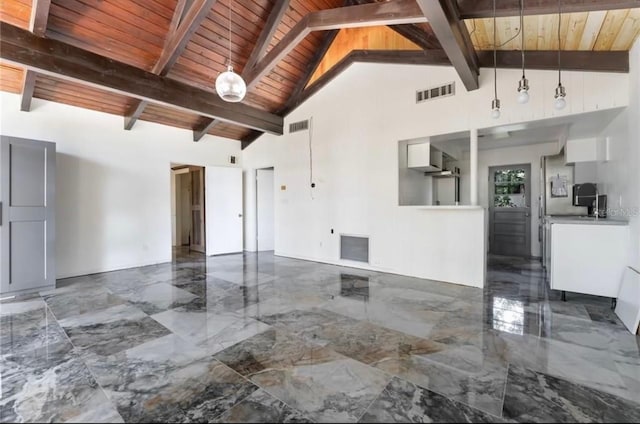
[
  {"xmin": 416, "ymin": 82, "xmax": 455, "ymax": 103},
  {"xmin": 289, "ymin": 119, "xmax": 309, "ymax": 133}
]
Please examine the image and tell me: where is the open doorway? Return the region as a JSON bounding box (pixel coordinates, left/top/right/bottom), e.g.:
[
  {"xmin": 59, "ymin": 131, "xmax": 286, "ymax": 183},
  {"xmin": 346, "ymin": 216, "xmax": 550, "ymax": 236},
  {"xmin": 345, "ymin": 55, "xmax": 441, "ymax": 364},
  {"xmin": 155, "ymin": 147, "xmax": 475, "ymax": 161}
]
[
  {"xmin": 256, "ymin": 168, "xmax": 275, "ymax": 251},
  {"xmin": 171, "ymin": 165, "xmax": 206, "ymax": 254},
  {"xmin": 488, "ymin": 164, "xmax": 532, "ymax": 258}
]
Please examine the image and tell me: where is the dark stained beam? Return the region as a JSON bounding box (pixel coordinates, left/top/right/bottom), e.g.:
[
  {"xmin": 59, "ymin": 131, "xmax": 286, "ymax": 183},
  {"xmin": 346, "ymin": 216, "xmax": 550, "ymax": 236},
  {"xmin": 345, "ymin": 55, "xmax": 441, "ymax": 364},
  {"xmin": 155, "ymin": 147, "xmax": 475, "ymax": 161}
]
[
  {"xmin": 20, "ymin": 70, "xmax": 37, "ymax": 111},
  {"xmin": 0, "ymin": 22, "xmax": 283, "ymax": 134},
  {"xmin": 415, "ymin": 0, "xmax": 479, "ymax": 91},
  {"xmin": 241, "ymin": 130, "xmax": 264, "ymax": 149},
  {"xmin": 243, "ymin": 0, "xmax": 290, "ymax": 75},
  {"xmin": 126, "ymin": 0, "xmax": 213, "ymax": 130},
  {"xmin": 389, "ymin": 24, "xmax": 441, "ymax": 50},
  {"xmin": 278, "ymin": 29, "xmax": 340, "ymax": 115},
  {"xmin": 458, "ymin": 0, "xmax": 640, "ymax": 19},
  {"xmin": 243, "ymin": 0, "xmax": 427, "ymax": 89},
  {"xmin": 193, "ymin": 118, "xmax": 222, "ymax": 142},
  {"xmin": 154, "ymin": 0, "xmax": 218, "ymax": 75},
  {"xmin": 348, "ymin": 0, "xmax": 440, "ymax": 50},
  {"xmin": 29, "ymin": 0, "xmax": 51, "ymax": 37},
  {"xmin": 124, "ymin": 101, "xmax": 149, "ymax": 130},
  {"xmin": 477, "ymin": 50, "xmax": 630, "ymax": 73}
]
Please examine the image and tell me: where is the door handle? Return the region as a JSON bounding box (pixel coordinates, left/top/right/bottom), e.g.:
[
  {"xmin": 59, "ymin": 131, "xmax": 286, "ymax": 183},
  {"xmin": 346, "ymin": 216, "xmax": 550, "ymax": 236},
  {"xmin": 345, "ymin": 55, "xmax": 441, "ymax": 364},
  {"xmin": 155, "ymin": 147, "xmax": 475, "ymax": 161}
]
[{"xmin": 238, "ymin": 213, "xmax": 243, "ymax": 218}]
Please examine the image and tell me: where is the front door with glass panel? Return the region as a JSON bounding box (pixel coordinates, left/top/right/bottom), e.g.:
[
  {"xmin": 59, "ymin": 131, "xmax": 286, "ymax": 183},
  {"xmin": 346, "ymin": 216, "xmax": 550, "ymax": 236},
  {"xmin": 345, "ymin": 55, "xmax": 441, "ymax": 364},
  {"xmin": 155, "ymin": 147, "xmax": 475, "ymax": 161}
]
[{"xmin": 489, "ymin": 164, "xmax": 531, "ymax": 257}]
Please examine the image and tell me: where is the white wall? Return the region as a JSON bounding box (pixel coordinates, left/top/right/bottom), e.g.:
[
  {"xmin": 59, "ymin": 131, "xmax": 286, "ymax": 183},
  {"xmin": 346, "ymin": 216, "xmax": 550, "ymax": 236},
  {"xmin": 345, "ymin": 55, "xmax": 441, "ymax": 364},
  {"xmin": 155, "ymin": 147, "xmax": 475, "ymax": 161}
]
[
  {"xmin": 454, "ymin": 142, "xmax": 560, "ymax": 258},
  {"xmin": 257, "ymin": 169, "xmax": 275, "ymax": 251},
  {"xmin": 596, "ymin": 38, "xmax": 640, "ymax": 270},
  {"xmin": 0, "ymin": 92, "xmax": 241, "ymax": 279},
  {"xmin": 243, "ymin": 63, "xmax": 628, "ymax": 287}
]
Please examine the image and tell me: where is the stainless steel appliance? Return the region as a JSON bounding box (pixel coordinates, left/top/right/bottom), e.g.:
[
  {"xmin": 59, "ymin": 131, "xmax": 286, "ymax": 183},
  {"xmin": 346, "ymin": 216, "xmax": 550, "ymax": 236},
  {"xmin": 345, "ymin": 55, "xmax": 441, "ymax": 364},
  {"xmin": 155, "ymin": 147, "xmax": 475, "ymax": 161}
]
[{"xmin": 539, "ymin": 153, "xmax": 588, "ymax": 270}]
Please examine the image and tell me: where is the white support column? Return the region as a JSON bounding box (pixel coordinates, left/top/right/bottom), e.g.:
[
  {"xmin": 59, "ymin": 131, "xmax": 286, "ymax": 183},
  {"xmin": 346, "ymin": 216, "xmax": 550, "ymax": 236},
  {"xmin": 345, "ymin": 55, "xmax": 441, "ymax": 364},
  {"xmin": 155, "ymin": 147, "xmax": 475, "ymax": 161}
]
[{"xmin": 470, "ymin": 128, "xmax": 478, "ymax": 206}]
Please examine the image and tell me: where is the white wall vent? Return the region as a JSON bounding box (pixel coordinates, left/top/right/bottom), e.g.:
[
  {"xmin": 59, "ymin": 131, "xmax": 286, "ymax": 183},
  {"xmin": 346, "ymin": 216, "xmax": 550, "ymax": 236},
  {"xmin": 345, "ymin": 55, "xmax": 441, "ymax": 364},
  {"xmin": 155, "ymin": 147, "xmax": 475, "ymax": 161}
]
[
  {"xmin": 289, "ymin": 120, "xmax": 309, "ymax": 133},
  {"xmin": 416, "ymin": 82, "xmax": 455, "ymax": 103},
  {"xmin": 340, "ymin": 235, "xmax": 369, "ymax": 263}
]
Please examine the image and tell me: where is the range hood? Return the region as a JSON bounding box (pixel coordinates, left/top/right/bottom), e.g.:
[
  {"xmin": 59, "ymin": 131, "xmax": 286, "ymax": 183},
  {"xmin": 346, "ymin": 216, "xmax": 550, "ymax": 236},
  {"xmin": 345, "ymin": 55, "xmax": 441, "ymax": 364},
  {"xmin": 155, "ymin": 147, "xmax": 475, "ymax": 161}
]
[{"xmin": 426, "ymin": 167, "xmax": 460, "ymax": 178}]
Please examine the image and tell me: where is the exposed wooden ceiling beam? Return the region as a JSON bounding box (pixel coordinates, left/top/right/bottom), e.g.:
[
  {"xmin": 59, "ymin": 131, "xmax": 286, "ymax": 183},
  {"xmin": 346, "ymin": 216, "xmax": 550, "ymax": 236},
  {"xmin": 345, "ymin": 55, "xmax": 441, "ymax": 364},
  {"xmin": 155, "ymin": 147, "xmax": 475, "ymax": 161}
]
[
  {"xmin": 20, "ymin": 70, "xmax": 37, "ymax": 112},
  {"xmin": 154, "ymin": 0, "xmax": 218, "ymax": 76},
  {"xmin": 243, "ymin": 0, "xmax": 428, "ymax": 89},
  {"xmin": 477, "ymin": 50, "xmax": 629, "ymax": 73},
  {"xmin": 126, "ymin": 0, "xmax": 215, "ymax": 131},
  {"xmin": 241, "ymin": 130, "xmax": 264, "ymax": 149},
  {"xmin": 0, "ymin": 22, "xmax": 283, "ymax": 134},
  {"xmin": 124, "ymin": 101, "xmax": 149, "ymax": 130},
  {"xmin": 458, "ymin": 0, "xmax": 640, "ymax": 19},
  {"xmin": 348, "ymin": 0, "xmax": 441, "ymax": 50},
  {"xmin": 243, "ymin": 0, "xmax": 290, "ymax": 75},
  {"xmin": 29, "ymin": 0, "xmax": 51, "ymax": 37},
  {"xmin": 193, "ymin": 119, "xmax": 222, "ymax": 142},
  {"xmin": 415, "ymin": 0, "xmax": 479, "ymax": 91}
]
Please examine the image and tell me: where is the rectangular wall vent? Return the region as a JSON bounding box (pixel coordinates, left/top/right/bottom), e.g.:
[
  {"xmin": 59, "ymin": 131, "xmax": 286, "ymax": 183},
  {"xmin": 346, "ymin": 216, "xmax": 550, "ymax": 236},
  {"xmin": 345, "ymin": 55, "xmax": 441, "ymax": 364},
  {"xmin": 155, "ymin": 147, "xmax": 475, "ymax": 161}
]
[
  {"xmin": 340, "ymin": 235, "xmax": 369, "ymax": 263},
  {"xmin": 289, "ymin": 120, "xmax": 309, "ymax": 133},
  {"xmin": 416, "ymin": 82, "xmax": 455, "ymax": 103}
]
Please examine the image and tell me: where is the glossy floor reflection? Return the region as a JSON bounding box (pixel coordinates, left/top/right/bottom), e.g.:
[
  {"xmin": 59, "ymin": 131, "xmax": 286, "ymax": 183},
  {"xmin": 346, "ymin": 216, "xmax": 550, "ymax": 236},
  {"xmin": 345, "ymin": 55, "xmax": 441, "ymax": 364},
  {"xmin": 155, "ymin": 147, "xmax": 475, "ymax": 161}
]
[{"xmin": 1, "ymin": 249, "xmax": 639, "ymax": 423}]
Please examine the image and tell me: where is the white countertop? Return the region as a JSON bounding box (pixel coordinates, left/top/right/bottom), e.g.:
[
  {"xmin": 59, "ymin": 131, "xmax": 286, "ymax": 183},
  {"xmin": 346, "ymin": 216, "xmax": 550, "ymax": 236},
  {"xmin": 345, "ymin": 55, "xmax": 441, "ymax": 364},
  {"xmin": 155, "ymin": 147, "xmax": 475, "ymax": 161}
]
[{"xmin": 545, "ymin": 216, "xmax": 629, "ymax": 226}]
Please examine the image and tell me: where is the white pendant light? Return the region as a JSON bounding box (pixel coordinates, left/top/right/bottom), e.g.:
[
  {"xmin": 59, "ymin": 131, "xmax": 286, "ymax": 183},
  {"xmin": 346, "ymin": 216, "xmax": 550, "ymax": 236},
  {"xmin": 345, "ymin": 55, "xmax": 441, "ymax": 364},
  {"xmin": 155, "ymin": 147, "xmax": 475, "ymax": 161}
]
[
  {"xmin": 216, "ymin": 0, "xmax": 246, "ymax": 103},
  {"xmin": 491, "ymin": 0, "xmax": 500, "ymax": 119},
  {"xmin": 517, "ymin": 0, "xmax": 530, "ymax": 104},
  {"xmin": 554, "ymin": 0, "xmax": 566, "ymax": 110}
]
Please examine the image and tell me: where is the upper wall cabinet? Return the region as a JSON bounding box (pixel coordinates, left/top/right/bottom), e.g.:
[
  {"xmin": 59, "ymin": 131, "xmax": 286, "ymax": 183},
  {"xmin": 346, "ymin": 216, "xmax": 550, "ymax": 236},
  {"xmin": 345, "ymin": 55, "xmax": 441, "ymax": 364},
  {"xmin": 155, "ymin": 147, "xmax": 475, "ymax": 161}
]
[
  {"xmin": 565, "ymin": 137, "xmax": 610, "ymax": 164},
  {"xmin": 407, "ymin": 142, "xmax": 443, "ymax": 172}
]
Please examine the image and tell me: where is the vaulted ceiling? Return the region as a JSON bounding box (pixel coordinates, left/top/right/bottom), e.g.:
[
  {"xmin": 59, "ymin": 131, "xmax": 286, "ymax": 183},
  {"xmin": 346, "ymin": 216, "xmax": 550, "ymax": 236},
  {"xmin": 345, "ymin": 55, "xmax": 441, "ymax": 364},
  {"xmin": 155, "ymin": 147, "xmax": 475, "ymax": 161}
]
[{"xmin": 0, "ymin": 0, "xmax": 638, "ymax": 148}]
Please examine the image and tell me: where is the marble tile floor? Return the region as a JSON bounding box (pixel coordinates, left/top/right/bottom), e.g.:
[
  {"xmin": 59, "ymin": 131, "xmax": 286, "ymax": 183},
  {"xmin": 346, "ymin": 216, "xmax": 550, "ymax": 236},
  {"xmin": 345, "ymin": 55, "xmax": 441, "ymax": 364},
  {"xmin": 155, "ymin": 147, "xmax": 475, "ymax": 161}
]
[{"xmin": 0, "ymin": 248, "xmax": 639, "ymax": 423}]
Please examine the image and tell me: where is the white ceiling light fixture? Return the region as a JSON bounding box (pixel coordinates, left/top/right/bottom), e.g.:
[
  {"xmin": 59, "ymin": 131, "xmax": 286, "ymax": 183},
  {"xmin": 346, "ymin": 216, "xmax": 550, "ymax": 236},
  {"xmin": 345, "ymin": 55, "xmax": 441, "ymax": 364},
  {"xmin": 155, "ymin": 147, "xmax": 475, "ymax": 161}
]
[
  {"xmin": 491, "ymin": 0, "xmax": 501, "ymax": 119},
  {"xmin": 215, "ymin": 0, "xmax": 246, "ymax": 103},
  {"xmin": 517, "ymin": 0, "xmax": 529, "ymax": 104},
  {"xmin": 554, "ymin": 0, "xmax": 567, "ymax": 110}
]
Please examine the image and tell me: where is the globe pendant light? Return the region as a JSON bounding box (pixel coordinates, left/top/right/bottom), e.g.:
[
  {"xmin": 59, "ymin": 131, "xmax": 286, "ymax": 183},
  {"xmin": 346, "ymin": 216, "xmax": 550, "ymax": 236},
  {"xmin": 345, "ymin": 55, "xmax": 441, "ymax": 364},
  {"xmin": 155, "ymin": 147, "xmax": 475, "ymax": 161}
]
[
  {"xmin": 216, "ymin": 0, "xmax": 246, "ymax": 103},
  {"xmin": 554, "ymin": 0, "xmax": 566, "ymax": 110},
  {"xmin": 491, "ymin": 0, "xmax": 500, "ymax": 119},
  {"xmin": 517, "ymin": 0, "xmax": 530, "ymax": 104}
]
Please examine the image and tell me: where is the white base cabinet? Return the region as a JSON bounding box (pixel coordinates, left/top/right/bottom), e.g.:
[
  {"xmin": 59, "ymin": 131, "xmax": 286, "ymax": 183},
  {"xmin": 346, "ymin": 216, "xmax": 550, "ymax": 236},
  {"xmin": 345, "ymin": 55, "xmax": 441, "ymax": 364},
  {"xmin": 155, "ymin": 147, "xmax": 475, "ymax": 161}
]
[{"xmin": 550, "ymin": 222, "xmax": 629, "ymax": 298}]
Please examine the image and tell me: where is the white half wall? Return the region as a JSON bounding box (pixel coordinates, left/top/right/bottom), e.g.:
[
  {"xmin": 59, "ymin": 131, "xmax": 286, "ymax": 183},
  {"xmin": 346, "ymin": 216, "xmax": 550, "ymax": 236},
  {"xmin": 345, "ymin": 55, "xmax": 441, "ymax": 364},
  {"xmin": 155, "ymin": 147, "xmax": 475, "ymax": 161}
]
[
  {"xmin": 257, "ymin": 169, "xmax": 275, "ymax": 251},
  {"xmin": 0, "ymin": 92, "xmax": 241, "ymax": 279},
  {"xmin": 243, "ymin": 63, "xmax": 629, "ymax": 288}
]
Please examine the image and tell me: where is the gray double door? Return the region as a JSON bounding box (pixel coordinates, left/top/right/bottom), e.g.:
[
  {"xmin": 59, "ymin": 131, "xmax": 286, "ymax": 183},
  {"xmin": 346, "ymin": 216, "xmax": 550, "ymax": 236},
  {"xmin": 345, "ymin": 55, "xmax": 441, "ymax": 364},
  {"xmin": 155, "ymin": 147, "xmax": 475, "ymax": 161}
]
[
  {"xmin": 1, "ymin": 136, "xmax": 56, "ymax": 295},
  {"xmin": 489, "ymin": 164, "xmax": 531, "ymax": 257}
]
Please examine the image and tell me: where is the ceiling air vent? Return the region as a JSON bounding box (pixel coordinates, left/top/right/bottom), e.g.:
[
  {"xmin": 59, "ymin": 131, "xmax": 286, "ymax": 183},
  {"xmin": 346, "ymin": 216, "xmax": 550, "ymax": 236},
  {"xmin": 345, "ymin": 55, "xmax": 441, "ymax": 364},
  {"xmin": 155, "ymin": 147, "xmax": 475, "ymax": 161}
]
[
  {"xmin": 289, "ymin": 119, "xmax": 309, "ymax": 133},
  {"xmin": 416, "ymin": 82, "xmax": 455, "ymax": 104}
]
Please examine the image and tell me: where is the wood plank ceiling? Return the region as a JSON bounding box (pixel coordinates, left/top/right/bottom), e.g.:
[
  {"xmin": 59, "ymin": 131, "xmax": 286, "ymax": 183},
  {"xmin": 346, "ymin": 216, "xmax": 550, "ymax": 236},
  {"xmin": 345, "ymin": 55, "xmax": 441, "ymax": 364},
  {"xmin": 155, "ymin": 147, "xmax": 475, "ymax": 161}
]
[{"xmin": 0, "ymin": 0, "xmax": 639, "ymax": 147}]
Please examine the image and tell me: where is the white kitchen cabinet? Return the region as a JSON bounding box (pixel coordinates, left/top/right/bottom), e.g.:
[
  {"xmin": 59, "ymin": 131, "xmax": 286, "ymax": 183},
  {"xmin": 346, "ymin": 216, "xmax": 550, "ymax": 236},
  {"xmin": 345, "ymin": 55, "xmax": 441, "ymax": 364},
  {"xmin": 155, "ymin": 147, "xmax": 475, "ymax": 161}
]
[
  {"xmin": 407, "ymin": 142, "xmax": 442, "ymax": 172},
  {"xmin": 565, "ymin": 137, "xmax": 610, "ymax": 163},
  {"xmin": 550, "ymin": 222, "xmax": 629, "ymax": 298}
]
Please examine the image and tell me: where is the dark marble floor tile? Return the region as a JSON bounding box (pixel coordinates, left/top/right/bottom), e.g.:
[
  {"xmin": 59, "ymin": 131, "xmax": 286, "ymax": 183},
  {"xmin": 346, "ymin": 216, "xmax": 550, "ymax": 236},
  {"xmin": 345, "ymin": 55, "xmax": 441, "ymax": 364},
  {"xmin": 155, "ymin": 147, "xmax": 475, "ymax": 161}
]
[
  {"xmin": 214, "ymin": 389, "xmax": 312, "ymax": 423},
  {"xmin": 0, "ymin": 356, "xmax": 122, "ymax": 423},
  {"xmin": 0, "ymin": 300, "xmax": 68, "ymax": 356},
  {"xmin": 41, "ymin": 284, "xmax": 127, "ymax": 320},
  {"xmin": 214, "ymin": 328, "xmax": 391, "ymax": 422},
  {"xmin": 58, "ymin": 304, "xmax": 171, "ymax": 356},
  {"xmin": 502, "ymin": 365, "xmax": 640, "ymax": 423},
  {"xmin": 84, "ymin": 334, "xmax": 258, "ymax": 423},
  {"xmin": 585, "ymin": 304, "xmax": 623, "ymax": 325},
  {"xmin": 361, "ymin": 376, "xmax": 504, "ymax": 423}
]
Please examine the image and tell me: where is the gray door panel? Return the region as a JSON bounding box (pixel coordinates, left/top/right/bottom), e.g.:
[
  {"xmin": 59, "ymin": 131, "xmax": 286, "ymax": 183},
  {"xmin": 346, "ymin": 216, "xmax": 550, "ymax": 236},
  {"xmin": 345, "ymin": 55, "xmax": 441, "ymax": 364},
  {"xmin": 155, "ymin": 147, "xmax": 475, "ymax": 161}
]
[
  {"xmin": 489, "ymin": 164, "xmax": 531, "ymax": 258},
  {"xmin": 1, "ymin": 136, "xmax": 56, "ymax": 294}
]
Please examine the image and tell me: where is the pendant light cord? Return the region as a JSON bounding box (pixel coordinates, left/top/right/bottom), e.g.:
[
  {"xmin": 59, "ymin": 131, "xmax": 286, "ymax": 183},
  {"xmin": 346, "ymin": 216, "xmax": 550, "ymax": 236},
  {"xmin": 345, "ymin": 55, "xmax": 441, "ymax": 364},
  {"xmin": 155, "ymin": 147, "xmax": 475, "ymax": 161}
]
[
  {"xmin": 557, "ymin": 0, "xmax": 562, "ymax": 85},
  {"xmin": 493, "ymin": 0, "xmax": 497, "ymax": 101},
  {"xmin": 228, "ymin": 0, "xmax": 232, "ymax": 68},
  {"xmin": 521, "ymin": 0, "xmax": 525, "ymax": 78}
]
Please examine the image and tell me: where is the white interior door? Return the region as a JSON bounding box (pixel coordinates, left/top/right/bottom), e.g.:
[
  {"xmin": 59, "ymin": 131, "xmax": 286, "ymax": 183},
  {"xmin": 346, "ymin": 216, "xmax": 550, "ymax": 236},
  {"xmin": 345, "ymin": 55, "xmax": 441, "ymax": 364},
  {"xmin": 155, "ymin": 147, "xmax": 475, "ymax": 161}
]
[
  {"xmin": 256, "ymin": 169, "xmax": 275, "ymax": 251},
  {"xmin": 206, "ymin": 166, "xmax": 243, "ymax": 255},
  {"xmin": 189, "ymin": 167, "xmax": 206, "ymax": 253},
  {"xmin": 1, "ymin": 136, "xmax": 56, "ymax": 294}
]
